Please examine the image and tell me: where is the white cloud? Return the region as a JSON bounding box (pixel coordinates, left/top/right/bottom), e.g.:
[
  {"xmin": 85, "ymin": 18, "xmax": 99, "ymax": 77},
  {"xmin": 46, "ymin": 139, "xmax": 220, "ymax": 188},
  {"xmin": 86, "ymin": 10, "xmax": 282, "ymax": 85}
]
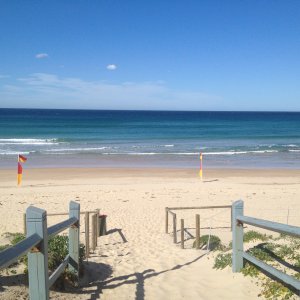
[
  {"xmin": 0, "ymin": 73, "xmax": 221, "ymax": 110},
  {"xmin": 35, "ymin": 53, "xmax": 49, "ymax": 59},
  {"xmin": 106, "ymin": 64, "xmax": 117, "ymax": 71}
]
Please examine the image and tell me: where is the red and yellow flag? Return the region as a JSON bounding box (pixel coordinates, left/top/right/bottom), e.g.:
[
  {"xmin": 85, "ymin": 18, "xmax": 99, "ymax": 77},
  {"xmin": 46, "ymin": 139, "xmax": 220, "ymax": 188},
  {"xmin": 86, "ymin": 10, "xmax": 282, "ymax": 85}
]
[
  {"xmin": 17, "ymin": 154, "xmax": 27, "ymax": 186},
  {"xmin": 18, "ymin": 154, "xmax": 27, "ymax": 163}
]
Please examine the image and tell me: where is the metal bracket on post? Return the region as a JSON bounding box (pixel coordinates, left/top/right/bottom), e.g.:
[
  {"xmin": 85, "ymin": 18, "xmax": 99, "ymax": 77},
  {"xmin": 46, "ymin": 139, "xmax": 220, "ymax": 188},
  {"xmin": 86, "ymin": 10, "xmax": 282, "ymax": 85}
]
[
  {"xmin": 26, "ymin": 206, "xmax": 49, "ymax": 300},
  {"xmin": 232, "ymin": 200, "xmax": 244, "ymax": 272},
  {"xmin": 69, "ymin": 201, "xmax": 80, "ymax": 284}
]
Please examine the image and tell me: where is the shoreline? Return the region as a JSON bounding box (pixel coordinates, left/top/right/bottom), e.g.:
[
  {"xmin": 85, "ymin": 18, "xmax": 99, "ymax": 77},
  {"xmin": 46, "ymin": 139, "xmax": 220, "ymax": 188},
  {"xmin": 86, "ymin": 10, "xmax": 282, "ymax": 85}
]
[
  {"xmin": 2, "ymin": 151, "xmax": 300, "ymax": 170},
  {"xmin": 1, "ymin": 167, "xmax": 300, "ymax": 184}
]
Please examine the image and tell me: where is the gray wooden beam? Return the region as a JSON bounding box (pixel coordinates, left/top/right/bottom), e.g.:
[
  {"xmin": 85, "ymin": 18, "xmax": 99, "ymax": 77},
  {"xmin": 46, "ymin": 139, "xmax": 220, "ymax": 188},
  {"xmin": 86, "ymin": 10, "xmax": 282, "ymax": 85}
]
[
  {"xmin": 238, "ymin": 215, "xmax": 300, "ymax": 238},
  {"xmin": 243, "ymin": 252, "xmax": 300, "ymax": 291},
  {"xmin": 48, "ymin": 217, "xmax": 77, "ymax": 238},
  {"xmin": 68, "ymin": 201, "xmax": 80, "ymax": 285},
  {"xmin": 0, "ymin": 234, "xmax": 41, "ymax": 270},
  {"xmin": 26, "ymin": 206, "xmax": 49, "ymax": 300},
  {"xmin": 49, "ymin": 255, "xmax": 70, "ymax": 287},
  {"xmin": 232, "ymin": 200, "xmax": 244, "ymax": 272}
]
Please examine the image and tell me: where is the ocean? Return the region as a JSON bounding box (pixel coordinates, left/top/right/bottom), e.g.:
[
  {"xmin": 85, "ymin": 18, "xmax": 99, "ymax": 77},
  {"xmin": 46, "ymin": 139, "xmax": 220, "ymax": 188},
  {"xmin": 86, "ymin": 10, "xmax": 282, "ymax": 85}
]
[{"xmin": 0, "ymin": 108, "xmax": 300, "ymax": 169}]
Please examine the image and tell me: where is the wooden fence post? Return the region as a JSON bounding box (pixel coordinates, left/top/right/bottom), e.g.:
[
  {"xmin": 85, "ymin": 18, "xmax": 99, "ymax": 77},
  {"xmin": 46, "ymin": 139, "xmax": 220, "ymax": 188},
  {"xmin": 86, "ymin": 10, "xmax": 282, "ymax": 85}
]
[
  {"xmin": 195, "ymin": 214, "xmax": 200, "ymax": 249},
  {"xmin": 91, "ymin": 214, "xmax": 97, "ymax": 252},
  {"xmin": 85, "ymin": 212, "xmax": 90, "ymax": 258},
  {"xmin": 26, "ymin": 206, "xmax": 49, "ymax": 300},
  {"xmin": 165, "ymin": 208, "xmax": 169, "ymax": 233},
  {"xmin": 181, "ymin": 219, "xmax": 184, "ymax": 249},
  {"xmin": 232, "ymin": 200, "xmax": 244, "ymax": 272},
  {"xmin": 173, "ymin": 213, "xmax": 177, "ymax": 244},
  {"xmin": 69, "ymin": 201, "xmax": 80, "ymax": 283},
  {"xmin": 96, "ymin": 209, "xmax": 100, "ymax": 245}
]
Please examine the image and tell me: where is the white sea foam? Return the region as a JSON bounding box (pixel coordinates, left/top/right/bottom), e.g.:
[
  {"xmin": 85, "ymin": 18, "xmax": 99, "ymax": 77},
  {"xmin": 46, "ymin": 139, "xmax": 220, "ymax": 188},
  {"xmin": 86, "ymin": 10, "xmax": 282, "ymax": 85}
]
[
  {"xmin": 44, "ymin": 147, "xmax": 110, "ymax": 152},
  {"xmin": 0, "ymin": 138, "xmax": 59, "ymax": 145},
  {"xmin": 164, "ymin": 144, "xmax": 174, "ymax": 147},
  {"xmin": 103, "ymin": 152, "xmax": 201, "ymax": 156},
  {"xmin": 94, "ymin": 150, "xmax": 281, "ymax": 156},
  {"xmin": 0, "ymin": 151, "xmax": 31, "ymax": 155},
  {"xmin": 204, "ymin": 150, "xmax": 279, "ymax": 155},
  {"xmin": 289, "ymin": 149, "xmax": 300, "ymax": 152}
]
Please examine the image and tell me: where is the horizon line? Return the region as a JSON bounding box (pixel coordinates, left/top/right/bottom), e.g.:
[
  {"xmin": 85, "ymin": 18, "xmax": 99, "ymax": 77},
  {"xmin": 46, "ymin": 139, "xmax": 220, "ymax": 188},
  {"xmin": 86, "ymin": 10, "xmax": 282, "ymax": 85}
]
[{"xmin": 0, "ymin": 107, "xmax": 299, "ymax": 113}]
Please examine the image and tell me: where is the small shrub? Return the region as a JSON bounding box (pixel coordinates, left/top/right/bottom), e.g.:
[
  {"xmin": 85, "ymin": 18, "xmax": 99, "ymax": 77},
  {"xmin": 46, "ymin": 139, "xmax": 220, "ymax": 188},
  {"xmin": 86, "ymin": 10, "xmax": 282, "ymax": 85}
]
[
  {"xmin": 193, "ymin": 234, "xmax": 223, "ymax": 251},
  {"xmin": 260, "ymin": 242, "xmax": 278, "ymax": 252},
  {"xmin": 241, "ymin": 262, "xmax": 261, "ymax": 278},
  {"xmin": 48, "ymin": 235, "xmax": 69, "ymax": 270},
  {"xmin": 47, "ymin": 235, "xmax": 85, "ymax": 288},
  {"xmin": 1, "ymin": 232, "xmax": 85, "ymax": 289},
  {"xmin": 247, "ymin": 246, "xmax": 275, "ymax": 262},
  {"xmin": 213, "ymin": 253, "xmax": 232, "ymax": 269},
  {"xmin": 243, "ymin": 230, "xmax": 268, "ymax": 243},
  {"xmin": 214, "ymin": 234, "xmax": 300, "ymax": 299},
  {"xmin": 11, "ymin": 233, "xmax": 26, "ymax": 245},
  {"xmin": 260, "ymin": 278, "xmax": 294, "ymax": 299},
  {"xmin": 275, "ymin": 244, "xmax": 294, "ymax": 260},
  {"xmin": 2, "ymin": 232, "xmax": 26, "ymax": 245}
]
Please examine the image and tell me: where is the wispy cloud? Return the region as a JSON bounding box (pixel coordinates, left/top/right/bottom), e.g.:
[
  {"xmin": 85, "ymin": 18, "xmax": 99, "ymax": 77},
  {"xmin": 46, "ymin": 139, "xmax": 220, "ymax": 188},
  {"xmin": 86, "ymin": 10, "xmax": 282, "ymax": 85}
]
[
  {"xmin": 0, "ymin": 75, "xmax": 10, "ymax": 79},
  {"xmin": 106, "ymin": 64, "xmax": 117, "ymax": 71},
  {"xmin": 0, "ymin": 73, "xmax": 221, "ymax": 110},
  {"xmin": 35, "ymin": 53, "xmax": 48, "ymax": 59}
]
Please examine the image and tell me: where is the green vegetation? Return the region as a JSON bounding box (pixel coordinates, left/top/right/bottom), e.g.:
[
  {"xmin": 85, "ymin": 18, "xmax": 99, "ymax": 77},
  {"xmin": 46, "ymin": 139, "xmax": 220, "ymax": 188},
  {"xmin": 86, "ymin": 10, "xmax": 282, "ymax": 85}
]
[
  {"xmin": 213, "ymin": 253, "xmax": 232, "ymax": 269},
  {"xmin": 47, "ymin": 235, "xmax": 85, "ymax": 288},
  {"xmin": 260, "ymin": 279, "xmax": 294, "ymax": 300},
  {"xmin": 243, "ymin": 230, "xmax": 269, "ymax": 243},
  {"xmin": 192, "ymin": 234, "xmax": 224, "ymax": 251},
  {"xmin": 0, "ymin": 232, "xmax": 85, "ymax": 289},
  {"xmin": 212, "ymin": 230, "xmax": 300, "ymax": 299}
]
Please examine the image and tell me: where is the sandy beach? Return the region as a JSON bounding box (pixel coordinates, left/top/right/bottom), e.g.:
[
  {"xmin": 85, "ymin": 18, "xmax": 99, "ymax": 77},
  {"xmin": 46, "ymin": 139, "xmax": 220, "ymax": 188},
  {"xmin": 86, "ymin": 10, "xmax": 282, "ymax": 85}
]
[{"xmin": 0, "ymin": 167, "xmax": 300, "ymax": 299}]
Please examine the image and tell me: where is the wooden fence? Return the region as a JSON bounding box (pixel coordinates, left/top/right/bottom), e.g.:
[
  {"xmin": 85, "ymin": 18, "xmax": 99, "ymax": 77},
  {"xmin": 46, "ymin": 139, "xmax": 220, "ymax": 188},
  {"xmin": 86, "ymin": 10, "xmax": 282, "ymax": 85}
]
[
  {"xmin": 23, "ymin": 208, "xmax": 101, "ymax": 258},
  {"xmin": 0, "ymin": 201, "xmax": 80, "ymax": 300},
  {"xmin": 165, "ymin": 205, "xmax": 232, "ymax": 249},
  {"xmin": 232, "ymin": 200, "xmax": 300, "ymax": 294}
]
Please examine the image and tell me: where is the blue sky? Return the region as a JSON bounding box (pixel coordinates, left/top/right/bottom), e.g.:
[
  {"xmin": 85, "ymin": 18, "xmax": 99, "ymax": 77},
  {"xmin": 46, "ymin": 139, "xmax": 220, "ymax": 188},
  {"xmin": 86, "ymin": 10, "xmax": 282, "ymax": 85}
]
[{"xmin": 0, "ymin": 1, "xmax": 300, "ymax": 111}]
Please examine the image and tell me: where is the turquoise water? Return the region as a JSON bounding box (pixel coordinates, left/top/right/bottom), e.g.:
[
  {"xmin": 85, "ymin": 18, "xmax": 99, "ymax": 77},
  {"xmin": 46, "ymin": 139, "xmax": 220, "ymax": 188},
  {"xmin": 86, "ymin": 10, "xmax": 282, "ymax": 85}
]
[{"xmin": 0, "ymin": 109, "xmax": 300, "ymax": 169}]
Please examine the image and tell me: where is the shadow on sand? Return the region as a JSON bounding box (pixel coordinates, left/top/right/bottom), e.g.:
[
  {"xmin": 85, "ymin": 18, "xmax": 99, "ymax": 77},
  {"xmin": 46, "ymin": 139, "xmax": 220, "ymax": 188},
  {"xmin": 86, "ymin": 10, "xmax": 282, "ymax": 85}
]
[{"xmin": 75, "ymin": 252, "xmax": 208, "ymax": 300}]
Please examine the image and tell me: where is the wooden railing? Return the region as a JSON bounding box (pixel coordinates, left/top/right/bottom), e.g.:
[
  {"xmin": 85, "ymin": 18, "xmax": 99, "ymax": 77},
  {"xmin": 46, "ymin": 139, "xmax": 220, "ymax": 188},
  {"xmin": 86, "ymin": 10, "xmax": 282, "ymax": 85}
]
[
  {"xmin": 0, "ymin": 201, "xmax": 80, "ymax": 300},
  {"xmin": 23, "ymin": 208, "xmax": 100, "ymax": 258},
  {"xmin": 165, "ymin": 205, "xmax": 232, "ymax": 248},
  {"xmin": 232, "ymin": 200, "xmax": 300, "ymax": 293}
]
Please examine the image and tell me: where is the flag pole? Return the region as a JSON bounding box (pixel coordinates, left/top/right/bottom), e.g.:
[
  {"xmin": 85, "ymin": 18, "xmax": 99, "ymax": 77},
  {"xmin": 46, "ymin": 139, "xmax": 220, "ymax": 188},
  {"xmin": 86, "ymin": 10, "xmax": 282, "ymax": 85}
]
[
  {"xmin": 17, "ymin": 155, "xmax": 22, "ymax": 186},
  {"xmin": 17, "ymin": 154, "xmax": 20, "ymax": 186},
  {"xmin": 199, "ymin": 152, "xmax": 203, "ymax": 181}
]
